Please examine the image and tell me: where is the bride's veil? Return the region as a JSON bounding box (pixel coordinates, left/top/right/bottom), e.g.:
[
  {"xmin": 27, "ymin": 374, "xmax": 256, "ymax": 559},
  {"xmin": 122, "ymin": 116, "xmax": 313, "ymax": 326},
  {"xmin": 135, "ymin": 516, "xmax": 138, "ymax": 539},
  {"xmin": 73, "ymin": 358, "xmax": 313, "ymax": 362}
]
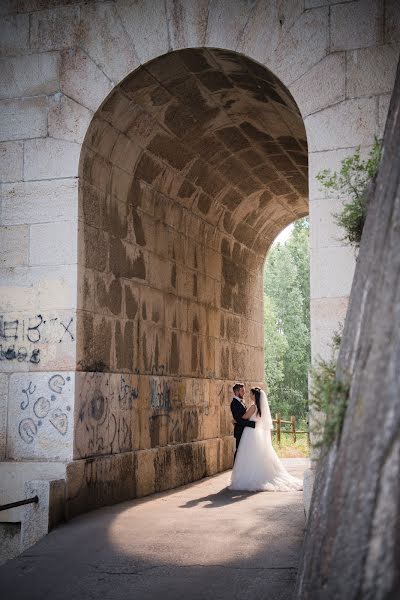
[{"xmin": 259, "ymin": 389, "xmax": 273, "ymax": 430}]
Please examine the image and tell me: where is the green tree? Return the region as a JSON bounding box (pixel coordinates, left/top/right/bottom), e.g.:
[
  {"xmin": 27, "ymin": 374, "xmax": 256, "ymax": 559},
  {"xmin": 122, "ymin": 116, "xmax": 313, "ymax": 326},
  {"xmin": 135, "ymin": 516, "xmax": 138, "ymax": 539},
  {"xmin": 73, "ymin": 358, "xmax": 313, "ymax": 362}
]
[
  {"xmin": 286, "ymin": 218, "xmax": 310, "ymax": 325},
  {"xmin": 263, "ymin": 218, "xmax": 310, "ymax": 421},
  {"xmin": 264, "ymin": 295, "xmax": 288, "ymax": 397}
]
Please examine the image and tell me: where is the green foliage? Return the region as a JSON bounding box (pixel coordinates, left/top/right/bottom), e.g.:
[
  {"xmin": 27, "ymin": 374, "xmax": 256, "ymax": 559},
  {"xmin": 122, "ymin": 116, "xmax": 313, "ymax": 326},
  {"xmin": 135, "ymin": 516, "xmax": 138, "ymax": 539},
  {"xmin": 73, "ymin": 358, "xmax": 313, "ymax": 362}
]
[
  {"xmin": 272, "ymin": 432, "xmax": 309, "ymax": 459},
  {"xmin": 263, "ymin": 217, "xmax": 310, "ymax": 422},
  {"xmin": 309, "ymin": 348, "xmax": 350, "ymax": 452},
  {"xmin": 286, "ymin": 218, "xmax": 310, "ymax": 325},
  {"xmin": 271, "ymin": 387, "xmax": 306, "ymax": 423},
  {"xmin": 316, "ymin": 138, "xmax": 382, "ymax": 247},
  {"xmin": 332, "ymin": 323, "xmax": 343, "ymax": 351},
  {"xmin": 309, "ymin": 321, "xmax": 350, "ymax": 452},
  {"xmin": 264, "ymin": 296, "xmax": 288, "ymax": 393}
]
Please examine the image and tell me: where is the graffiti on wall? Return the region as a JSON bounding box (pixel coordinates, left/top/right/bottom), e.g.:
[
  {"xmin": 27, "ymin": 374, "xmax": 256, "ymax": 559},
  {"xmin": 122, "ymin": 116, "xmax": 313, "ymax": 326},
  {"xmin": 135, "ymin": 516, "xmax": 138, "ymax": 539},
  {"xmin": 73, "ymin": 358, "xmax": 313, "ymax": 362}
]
[
  {"xmin": 148, "ymin": 377, "xmax": 208, "ymax": 445},
  {"xmin": 17, "ymin": 373, "xmax": 71, "ymax": 445},
  {"xmin": 119, "ymin": 375, "xmax": 139, "ymax": 409},
  {"xmin": 75, "ymin": 374, "xmax": 139, "ymax": 458},
  {"xmin": 0, "ymin": 314, "xmax": 75, "ymax": 364},
  {"xmin": 150, "ymin": 378, "xmax": 171, "ymax": 413}
]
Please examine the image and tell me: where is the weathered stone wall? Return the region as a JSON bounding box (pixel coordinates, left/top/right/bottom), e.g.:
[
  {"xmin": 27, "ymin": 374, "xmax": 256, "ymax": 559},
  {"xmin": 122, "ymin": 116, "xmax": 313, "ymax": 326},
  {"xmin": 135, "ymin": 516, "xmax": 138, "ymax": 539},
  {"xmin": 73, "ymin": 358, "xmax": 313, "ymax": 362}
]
[
  {"xmin": 296, "ymin": 58, "xmax": 400, "ymax": 600},
  {"xmin": 71, "ymin": 47, "xmax": 308, "ymax": 506},
  {"xmin": 0, "ymin": 0, "xmax": 399, "ymax": 514},
  {"xmin": 75, "ymin": 48, "xmax": 306, "ymax": 467}
]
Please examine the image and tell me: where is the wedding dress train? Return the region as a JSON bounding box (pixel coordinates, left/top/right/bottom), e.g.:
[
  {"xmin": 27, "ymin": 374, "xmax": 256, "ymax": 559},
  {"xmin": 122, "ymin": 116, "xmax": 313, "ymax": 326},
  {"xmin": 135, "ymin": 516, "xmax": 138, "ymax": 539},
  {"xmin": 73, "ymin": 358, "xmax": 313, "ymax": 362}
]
[{"xmin": 229, "ymin": 390, "xmax": 303, "ymax": 492}]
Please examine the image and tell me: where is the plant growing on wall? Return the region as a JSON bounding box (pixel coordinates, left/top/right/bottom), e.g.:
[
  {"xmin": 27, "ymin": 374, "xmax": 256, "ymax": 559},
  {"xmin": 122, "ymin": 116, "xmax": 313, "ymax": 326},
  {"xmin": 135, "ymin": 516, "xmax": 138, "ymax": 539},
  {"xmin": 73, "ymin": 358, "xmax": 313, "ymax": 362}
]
[
  {"xmin": 309, "ymin": 324, "xmax": 350, "ymax": 453},
  {"xmin": 310, "ymin": 359, "xmax": 350, "ymax": 452},
  {"xmin": 316, "ymin": 138, "xmax": 382, "ymax": 248}
]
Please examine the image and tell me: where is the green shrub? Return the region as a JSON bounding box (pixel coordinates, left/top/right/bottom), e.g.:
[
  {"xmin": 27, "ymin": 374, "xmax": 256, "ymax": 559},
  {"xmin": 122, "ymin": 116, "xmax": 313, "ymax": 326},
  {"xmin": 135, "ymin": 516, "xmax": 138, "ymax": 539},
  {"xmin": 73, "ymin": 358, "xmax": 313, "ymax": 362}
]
[
  {"xmin": 309, "ymin": 334, "xmax": 350, "ymax": 453},
  {"xmin": 316, "ymin": 138, "xmax": 382, "ymax": 248},
  {"xmin": 310, "ymin": 359, "xmax": 349, "ymax": 450},
  {"xmin": 332, "ymin": 322, "xmax": 343, "ymax": 351}
]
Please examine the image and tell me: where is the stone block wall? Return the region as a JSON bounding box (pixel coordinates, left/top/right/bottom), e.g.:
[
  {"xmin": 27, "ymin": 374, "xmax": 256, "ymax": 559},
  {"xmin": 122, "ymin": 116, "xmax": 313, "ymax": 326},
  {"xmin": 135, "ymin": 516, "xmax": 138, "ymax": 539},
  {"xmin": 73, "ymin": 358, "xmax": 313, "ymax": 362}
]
[
  {"xmin": 285, "ymin": 0, "xmax": 400, "ymax": 362},
  {"xmin": 71, "ymin": 47, "xmax": 308, "ymax": 505},
  {"xmin": 296, "ymin": 58, "xmax": 400, "ymax": 600},
  {"xmin": 7, "ymin": 371, "xmax": 74, "ymax": 461},
  {"xmin": 0, "ymin": 0, "xmax": 399, "ymax": 515}
]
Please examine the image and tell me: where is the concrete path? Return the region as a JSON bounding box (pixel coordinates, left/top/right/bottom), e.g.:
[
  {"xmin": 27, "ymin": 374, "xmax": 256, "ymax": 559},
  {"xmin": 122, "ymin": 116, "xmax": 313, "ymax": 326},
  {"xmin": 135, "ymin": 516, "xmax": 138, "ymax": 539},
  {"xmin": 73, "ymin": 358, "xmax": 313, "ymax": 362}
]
[{"xmin": 0, "ymin": 458, "xmax": 308, "ymax": 600}]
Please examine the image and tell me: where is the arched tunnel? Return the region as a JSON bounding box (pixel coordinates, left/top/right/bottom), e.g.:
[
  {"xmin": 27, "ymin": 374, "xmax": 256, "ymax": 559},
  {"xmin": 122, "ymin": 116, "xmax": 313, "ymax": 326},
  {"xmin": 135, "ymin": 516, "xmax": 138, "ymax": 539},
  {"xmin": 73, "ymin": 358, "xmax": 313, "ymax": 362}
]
[{"xmin": 74, "ymin": 48, "xmax": 308, "ymax": 508}]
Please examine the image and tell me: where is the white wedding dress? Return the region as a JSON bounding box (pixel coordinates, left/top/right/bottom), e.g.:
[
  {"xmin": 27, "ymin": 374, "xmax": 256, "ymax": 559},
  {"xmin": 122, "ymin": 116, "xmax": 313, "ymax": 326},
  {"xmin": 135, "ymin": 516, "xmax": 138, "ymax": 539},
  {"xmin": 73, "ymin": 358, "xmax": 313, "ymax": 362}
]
[{"xmin": 229, "ymin": 391, "xmax": 303, "ymax": 492}]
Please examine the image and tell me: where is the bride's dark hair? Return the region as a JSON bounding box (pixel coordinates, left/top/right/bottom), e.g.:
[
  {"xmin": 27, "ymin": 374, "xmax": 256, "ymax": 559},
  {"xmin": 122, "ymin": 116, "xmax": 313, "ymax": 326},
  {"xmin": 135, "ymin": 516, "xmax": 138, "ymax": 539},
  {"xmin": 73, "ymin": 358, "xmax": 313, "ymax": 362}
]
[{"xmin": 251, "ymin": 387, "xmax": 262, "ymax": 416}]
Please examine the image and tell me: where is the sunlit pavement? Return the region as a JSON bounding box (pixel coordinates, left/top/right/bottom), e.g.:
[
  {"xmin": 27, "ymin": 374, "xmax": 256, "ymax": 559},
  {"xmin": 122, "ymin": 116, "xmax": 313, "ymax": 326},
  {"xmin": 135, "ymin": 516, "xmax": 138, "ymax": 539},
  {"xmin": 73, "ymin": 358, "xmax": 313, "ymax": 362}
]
[{"xmin": 0, "ymin": 458, "xmax": 309, "ymax": 600}]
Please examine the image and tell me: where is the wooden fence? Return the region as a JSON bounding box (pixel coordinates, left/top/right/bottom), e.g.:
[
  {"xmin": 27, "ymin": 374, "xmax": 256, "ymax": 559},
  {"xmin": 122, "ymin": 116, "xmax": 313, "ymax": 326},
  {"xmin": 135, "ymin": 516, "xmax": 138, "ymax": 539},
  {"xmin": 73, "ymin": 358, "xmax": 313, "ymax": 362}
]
[{"xmin": 272, "ymin": 414, "xmax": 309, "ymax": 446}]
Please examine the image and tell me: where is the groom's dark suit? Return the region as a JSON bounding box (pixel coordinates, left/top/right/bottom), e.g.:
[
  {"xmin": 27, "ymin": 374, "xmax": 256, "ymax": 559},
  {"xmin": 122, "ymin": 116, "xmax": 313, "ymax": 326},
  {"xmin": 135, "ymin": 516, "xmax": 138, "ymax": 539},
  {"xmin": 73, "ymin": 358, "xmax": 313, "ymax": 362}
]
[{"xmin": 231, "ymin": 396, "xmax": 256, "ymax": 461}]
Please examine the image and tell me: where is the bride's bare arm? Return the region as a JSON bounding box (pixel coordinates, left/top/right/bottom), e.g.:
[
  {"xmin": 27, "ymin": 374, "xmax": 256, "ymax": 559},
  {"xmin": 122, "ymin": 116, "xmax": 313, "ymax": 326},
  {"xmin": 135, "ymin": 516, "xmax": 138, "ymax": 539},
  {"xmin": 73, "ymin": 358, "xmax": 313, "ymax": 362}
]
[{"xmin": 242, "ymin": 404, "xmax": 256, "ymax": 419}]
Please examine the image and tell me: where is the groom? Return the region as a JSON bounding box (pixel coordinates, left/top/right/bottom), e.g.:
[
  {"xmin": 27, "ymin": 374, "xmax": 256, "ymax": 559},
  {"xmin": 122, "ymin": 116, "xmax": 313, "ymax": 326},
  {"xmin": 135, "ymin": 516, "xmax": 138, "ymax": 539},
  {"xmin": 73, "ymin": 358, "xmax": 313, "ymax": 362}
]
[{"xmin": 230, "ymin": 382, "xmax": 255, "ymax": 461}]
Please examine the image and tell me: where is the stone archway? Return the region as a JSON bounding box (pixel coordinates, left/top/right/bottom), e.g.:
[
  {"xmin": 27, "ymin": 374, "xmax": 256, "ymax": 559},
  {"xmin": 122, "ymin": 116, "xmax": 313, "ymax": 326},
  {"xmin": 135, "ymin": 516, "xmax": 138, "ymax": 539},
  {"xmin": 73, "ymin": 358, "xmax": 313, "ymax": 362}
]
[
  {"xmin": 1, "ymin": 1, "xmax": 396, "ymax": 525},
  {"xmin": 71, "ymin": 48, "xmax": 308, "ymax": 512}
]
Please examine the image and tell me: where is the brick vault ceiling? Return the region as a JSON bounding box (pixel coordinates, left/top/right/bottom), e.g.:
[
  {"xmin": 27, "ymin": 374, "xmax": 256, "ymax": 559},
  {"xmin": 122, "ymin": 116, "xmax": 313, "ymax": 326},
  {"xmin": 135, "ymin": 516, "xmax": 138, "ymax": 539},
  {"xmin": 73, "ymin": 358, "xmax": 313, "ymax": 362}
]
[{"xmin": 83, "ymin": 48, "xmax": 308, "ymax": 257}]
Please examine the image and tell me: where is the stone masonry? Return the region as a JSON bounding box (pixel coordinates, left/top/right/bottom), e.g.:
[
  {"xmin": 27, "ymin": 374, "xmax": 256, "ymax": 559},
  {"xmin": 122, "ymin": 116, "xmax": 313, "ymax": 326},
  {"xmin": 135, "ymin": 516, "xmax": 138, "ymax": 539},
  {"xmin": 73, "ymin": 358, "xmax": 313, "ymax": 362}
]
[
  {"xmin": 296, "ymin": 58, "xmax": 400, "ymax": 600},
  {"xmin": 0, "ymin": 1, "xmax": 399, "ymax": 518}
]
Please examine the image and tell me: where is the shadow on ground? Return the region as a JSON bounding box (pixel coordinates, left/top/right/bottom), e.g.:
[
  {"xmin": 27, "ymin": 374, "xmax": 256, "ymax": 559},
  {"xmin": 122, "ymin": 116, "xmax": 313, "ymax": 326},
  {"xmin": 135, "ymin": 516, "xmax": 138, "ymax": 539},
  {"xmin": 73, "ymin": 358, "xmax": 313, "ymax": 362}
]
[
  {"xmin": 0, "ymin": 460, "xmax": 308, "ymax": 600},
  {"xmin": 179, "ymin": 486, "xmax": 258, "ymax": 508}
]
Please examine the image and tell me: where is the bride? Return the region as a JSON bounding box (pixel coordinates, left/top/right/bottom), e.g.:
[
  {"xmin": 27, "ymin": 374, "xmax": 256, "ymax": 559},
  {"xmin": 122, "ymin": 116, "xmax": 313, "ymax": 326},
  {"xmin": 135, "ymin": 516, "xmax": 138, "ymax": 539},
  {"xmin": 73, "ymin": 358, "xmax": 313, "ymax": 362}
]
[{"xmin": 229, "ymin": 387, "xmax": 303, "ymax": 492}]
